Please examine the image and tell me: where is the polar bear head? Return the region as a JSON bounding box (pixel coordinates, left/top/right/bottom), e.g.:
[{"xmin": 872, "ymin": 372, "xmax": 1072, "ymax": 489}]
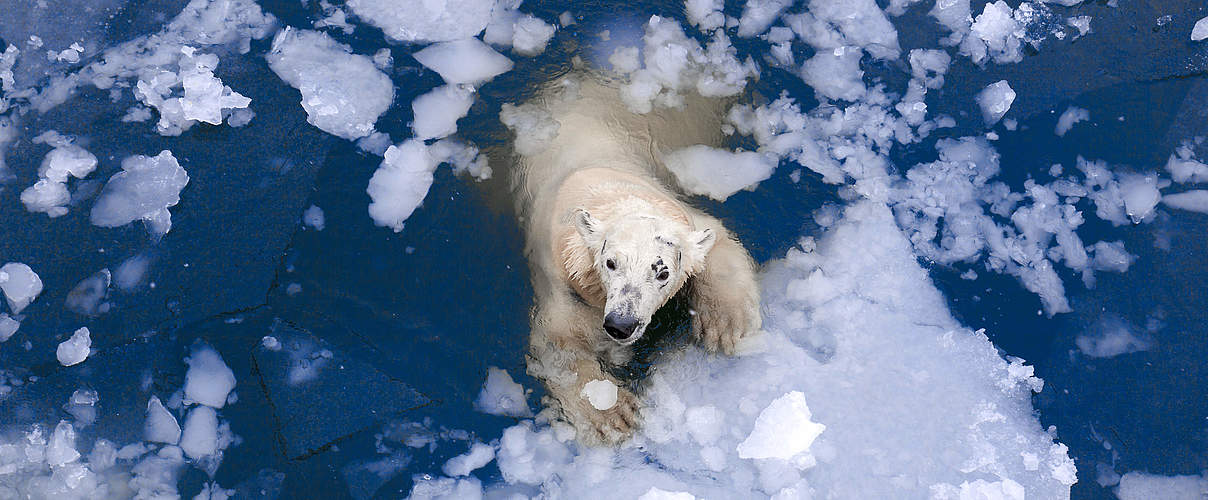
[{"xmin": 574, "ymin": 208, "xmax": 716, "ymax": 344}]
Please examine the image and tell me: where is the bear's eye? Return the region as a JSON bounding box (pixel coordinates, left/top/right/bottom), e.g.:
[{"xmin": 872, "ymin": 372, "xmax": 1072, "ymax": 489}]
[
  {"xmin": 656, "ymin": 270, "xmax": 669, "ymax": 281},
  {"xmin": 606, "ymin": 259, "xmax": 616, "ymax": 270}
]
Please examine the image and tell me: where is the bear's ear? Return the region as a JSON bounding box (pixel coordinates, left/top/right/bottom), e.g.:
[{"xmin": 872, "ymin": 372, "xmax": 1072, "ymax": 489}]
[
  {"xmin": 574, "ymin": 209, "xmax": 602, "ymax": 240},
  {"xmin": 683, "ymin": 228, "xmax": 716, "ymax": 273}
]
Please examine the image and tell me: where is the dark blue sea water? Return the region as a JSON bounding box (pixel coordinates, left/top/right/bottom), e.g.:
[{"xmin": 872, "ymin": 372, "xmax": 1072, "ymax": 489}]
[{"xmin": 0, "ymin": 0, "xmax": 1205, "ymax": 498}]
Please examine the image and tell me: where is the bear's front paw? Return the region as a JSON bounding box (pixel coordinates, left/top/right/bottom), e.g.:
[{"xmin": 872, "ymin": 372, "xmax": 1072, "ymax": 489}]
[
  {"xmin": 564, "ymin": 385, "xmax": 642, "ymax": 446},
  {"xmin": 693, "ymin": 302, "xmax": 760, "ymax": 356}
]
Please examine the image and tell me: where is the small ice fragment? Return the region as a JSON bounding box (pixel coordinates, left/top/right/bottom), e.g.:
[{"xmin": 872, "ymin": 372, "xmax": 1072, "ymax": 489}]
[
  {"xmin": 90, "ymin": 150, "xmax": 189, "ymax": 238},
  {"xmin": 345, "ymin": 0, "xmax": 496, "ymax": 43},
  {"xmin": 412, "ymin": 39, "xmax": 513, "ymax": 85},
  {"xmin": 65, "ymin": 268, "xmax": 111, "ymax": 316},
  {"xmin": 663, "ymin": 145, "xmax": 777, "ymax": 201},
  {"xmin": 736, "ymin": 391, "xmax": 825, "ymax": 464},
  {"xmin": 473, "ymin": 367, "xmax": 532, "ymax": 417},
  {"xmin": 512, "ymin": 15, "xmax": 556, "ymax": 56},
  {"xmin": 145, "ymin": 395, "xmax": 182, "ymax": 444},
  {"xmin": 57, "ymin": 327, "xmax": 92, "ymax": 366},
  {"xmin": 20, "ymin": 145, "xmax": 98, "ymax": 217},
  {"xmin": 303, "ymin": 205, "xmax": 326, "ymax": 230},
  {"xmin": 1161, "ymin": 190, "xmax": 1208, "ymax": 214},
  {"xmin": 1075, "ymin": 314, "xmax": 1151, "ymax": 358},
  {"xmin": 977, "ymin": 80, "xmax": 1015, "ymax": 126},
  {"xmin": 1117, "ymin": 173, "xmax": 1161, "ymax": 223},
  {"xmin": 0, "ymin": 262, "xmax": 43, "ymax": 314},
  {"xmin": 411, "ymin": 84, "xmax": 475, "ymax": 140},
  {"xmin": 114, "ymin": 254, "xmax": 152, "ymax": 291},
  {"xmin": 1192, "ymin": 16, "xmax": 1208, "ymax": 41},
  {"xmin": 184, "ymin": 344, "xmax": 237, "ymax": 408},
  {"xmin": 46, "ymin": 421, "xmax": 81, "ymax": 466},
  {"xmin": 179, "ymin": 406, "xmax": 219, "ymax": 459},
  {"xmin": 639, "ymin": 487, "xmax": 697, "ymax": 500},
  {"xmin": 0, "ymin": 313, "xmax": 19, "ymax": 342},
  {"xmin": 580, "ymin": 379, "xmax": 618, "ymax": 410},
  {"xmin": 442, "ymin": 442, "xmax": 496, "ymax": 477},
  {"xmin": 366, "ymin": 140, "xmax": 440, "ymax": 232},
  {"xmin": 1055, "ymin": 106, "xmax": 1089, "ymax": 136},
  {"xmin": 260, "ymin": 336, "xmax": 281, "ymax": 351}
]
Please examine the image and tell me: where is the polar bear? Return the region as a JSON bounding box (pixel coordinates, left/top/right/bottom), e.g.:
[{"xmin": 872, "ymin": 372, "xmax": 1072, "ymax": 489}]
[{"xmin": 510, "ymin": 75, "xmax": 762, "ymax": 445}]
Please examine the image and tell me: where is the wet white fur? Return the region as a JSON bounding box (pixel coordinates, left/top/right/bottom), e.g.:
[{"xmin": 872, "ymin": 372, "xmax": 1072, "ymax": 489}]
[{"xmin": 512, "ymin": 75, "xmax": 762, "ymax": 445}]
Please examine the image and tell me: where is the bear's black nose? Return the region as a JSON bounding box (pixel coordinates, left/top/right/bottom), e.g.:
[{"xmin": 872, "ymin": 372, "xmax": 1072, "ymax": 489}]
[{"xmin": 603, "ymin": 313, "xmax": 639, "ymax": 341}]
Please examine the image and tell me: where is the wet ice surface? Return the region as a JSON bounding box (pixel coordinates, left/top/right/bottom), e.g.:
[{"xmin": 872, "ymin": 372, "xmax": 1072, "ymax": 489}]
[{"xmin": 0, "ymin": 0, "xmax": 1207, "ymax": 498}]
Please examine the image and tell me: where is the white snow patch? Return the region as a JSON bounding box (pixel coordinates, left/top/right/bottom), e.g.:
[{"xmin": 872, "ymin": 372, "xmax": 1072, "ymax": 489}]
[{"xmin": 736, "ymin": 391, "xmax": 825, "ymax": 467}]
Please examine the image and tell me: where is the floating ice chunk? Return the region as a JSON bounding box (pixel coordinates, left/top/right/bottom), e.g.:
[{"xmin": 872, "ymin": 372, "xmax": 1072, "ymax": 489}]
[
  {"xmin": 180, "ymin": 406, "xmax": 220, "ymax": 459},
  {"xmin": 114, "ymin": 253, "xmax": 152, "ymax": 291},
  {"xmin": 0, "ymin": 262, "xmax": 43, "ymax": 314},
  {"xmin": 345, "ymin": 0, "xmax": 496, "ymax": 43},
  {"xmin": 303, "ymin": 205, "xmax": 326, "ymax": 230},
  {"xmin": 65, "ymin": 268, "xmax": 111, "ymax": 317},
  {"xmin": 512, "ymin": 15, "xmax": 556, "ymax": 57},
  {"xmin": 408, "ymin": 476, "xmax": 484, "ymax": 499},
  {"xmin": 499, "ymin": 102, "xmax": 560, "ymax": 156},
  {"xmin": 267, "ymin": 28, "xmax": 394, "ymax": 140},
  {"xmin": 1165, "ymin": 143, "xmax": 1208, "ymax": 183},
  {"xmin": 977, "ymin": 80, "xmax": 1015, "ymax": 126},
  {"xmin": 57, "ymin": 327, "xmax": 93, "ymax": 367},
  {"xmin": 412, "ymin": 39, "xmax": 514, "ymax": 85},
  {"xmin": 1067, "ymin": 16, "xmax": 1092, "ymax": 38},
  {"xmin": 736, "ymin": 391, "xmax": 825, "ymax": 466},
  {"xmin": 969, "ymin": 1, "xmax": 1023, "ymax": 65},
  {"xmin": 430, "ymin": 138, "xmax": 492, "ymax": 181},
  {"xmin": 663, "ymin": 145, "xmax": 777, "ymax": 201},
  {"xmin": 580, "ymin": 379, "xmax": 619, "ymax": 410},
  {"xmin": 736, "ymin": 0, "xmax": 792, "ymax": 38},
  {"xmin": 20, "ymin": 144, "xmax": 98, "ymax": 217},
  {"xmin": 134, "ymin": 53, "xmax": 253, "ymax": 136},
  {"xmin": 1055, "ymin": 106, "xmax": 1089, "ymax": 136},
  {"xmin": 930, "ymin": 478, "xmax": 1025, "ymax": 499},
  {"xmin": 366, "ymin": 140, "xmax": 440, "ymax": 232},
  {"xmin": 484, "ymin": 8, "xmax": 522, "ymax": 47},
  {"xmin": 1192, "ymin": 16, "xmax": 1208, "ymax": 41},
  {"xmin": 1075, "ymin": 314, "xmax": 1151, "ymax": 358},
  {"xmin": 226, "ymin": 107, "xmax": 255, "ymax": 127},
  {"xmin": 65, "ymin": 389, "xmax": 101, "ymax": 426},
  {"xmin": 1116, "ymin": 471, "xmax": 1208, "ymax": 499},
  {"xmin": 358, "ymin": 131, "xmax": 392, "ymax": 156},
  {"xmin": 800, "ymin": 47, "xmax": 866, "ymax": 102},
  {"xmin": 184, "ymin": 344, "xmax": 237, "ymax": 408},
  {"xmin": 1117, "ymin": 173, "xmax": 1161, "ymax": 223},
  {"xmin": 442, "ymin": 442, "xmax": 496, "ymax": 477},
  {"xmin": 496, "ymin": 423, "xmax": 571, "ymax": 485},
  {"xmin": 639, "ymin": 487, "xmax": 696, "ymax": 500},
  {"xmin": 90, "ymin": 150, "xmax": 190, "ymax": 238},
  {"xmin": 46, "ymin": 421, "xmax": 81, "ymax": 467},
  {"xmin": 473, "ymin": 367, "xmax": 532, "ymax": 417},
  {"xmin": 1087, "ymin": 241, "xmax": 1133, "ymax": 273},
  {"xmin": 177, "ymin": 56, "xmax": 251, "ymax": 125},
  {"xmin": 1162, "ymin": 190, "xmax": 1208, "ymax": 214},
  {"xmin": 785, "ymin": 0, "xmax": 902, "ymax": 60},
  {"xmin": 0, "ymin": 313, "xmax": 18, "ymax": 342},
  {"xmin": 146, "ymin": 395, "xmax": 182, "ymax": 444},
  {"xmin": 411, "ymin": 84, "xmax": 475, "ymax": 140},
  {"xmin": 685, "ymin": 0, "xmax": 724, "ymax": 31}
]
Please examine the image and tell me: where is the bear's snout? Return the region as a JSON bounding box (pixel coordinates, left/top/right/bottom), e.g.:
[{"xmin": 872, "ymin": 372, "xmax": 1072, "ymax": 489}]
[{"xmin": 603, "ymin": 312, "xmax": 640, "ymax": 341}]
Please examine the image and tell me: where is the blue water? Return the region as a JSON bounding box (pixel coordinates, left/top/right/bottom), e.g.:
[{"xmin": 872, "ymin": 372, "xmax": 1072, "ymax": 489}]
[{"xmin": 0, "ymin": 0, "xmax": 1206, "ymax": 498}]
